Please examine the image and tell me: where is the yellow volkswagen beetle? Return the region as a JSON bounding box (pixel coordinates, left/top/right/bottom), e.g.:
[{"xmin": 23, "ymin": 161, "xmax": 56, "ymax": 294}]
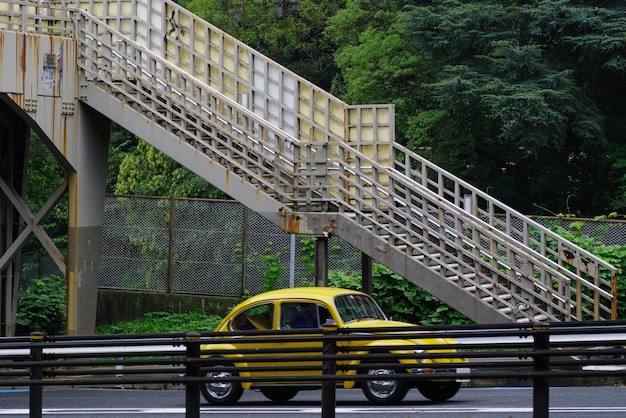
[{"xmin": 200, "ymin": 287, "xmax": 467, "ymax": 405}]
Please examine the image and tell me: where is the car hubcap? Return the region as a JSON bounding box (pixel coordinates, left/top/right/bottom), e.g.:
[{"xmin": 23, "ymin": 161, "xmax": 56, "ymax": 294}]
[
  {"xmin": 206, "ymin": 370, "xmax": 234, "ymax": 399},
  {"xmin": 366, "ymin": 368, "xmax": 397, "ymax": 398}
]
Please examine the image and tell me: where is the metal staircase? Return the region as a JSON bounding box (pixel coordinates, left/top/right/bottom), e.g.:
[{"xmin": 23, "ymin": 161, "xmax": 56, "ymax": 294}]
[{"xmin": 0, "ymin": 0, "xmax": 618, "ymax": 323}]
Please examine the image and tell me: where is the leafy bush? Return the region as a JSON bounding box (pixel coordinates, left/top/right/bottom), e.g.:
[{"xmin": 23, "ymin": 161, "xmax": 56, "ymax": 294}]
[
  {"xmin": 96, "ymin": 311, "xmax": 223, "ymax": 334},
  {"xmin": 16, "ymin": 276, "xmax": 66, "ymax": 336},
  {"xmin": 329, "ymin": 265, "xmax": 471, "ymax": 325}
]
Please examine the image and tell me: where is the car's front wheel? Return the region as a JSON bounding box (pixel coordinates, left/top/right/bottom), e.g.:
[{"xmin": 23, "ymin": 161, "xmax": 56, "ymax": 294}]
[
  {"xmin": 417, "ymin": 381, "xmax": 461, "ymax": 402},
  {"xmin": 360, "ymin": 361, "xmax": 409, "ymax": 404},
  {"xmin": 200, "ymin": 363, "xmax": 244, "ymax": 405},
  {"xmin": 260, "ymin": 387, "xmax": 299, "ymax": 403}
]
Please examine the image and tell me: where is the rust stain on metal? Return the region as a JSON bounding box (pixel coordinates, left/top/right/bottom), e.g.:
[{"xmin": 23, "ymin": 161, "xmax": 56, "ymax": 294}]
[
  {"xmin": 323, "ymin": 218, "xmax": 336, "ymax": 237},
  {"xmin": 560, "ymin": 248, "xmax": 596, "ymax": 276},
  {"xmin": 561, "ymin": 248, "xmax": 575, "ymax": 262},
  {"xmin": 62, "ymin": 115, "xmax": 68, "ymax": 155},
  {"xmin": 280, "ymin": 207, "xmax": 301, "ymax": 234}
]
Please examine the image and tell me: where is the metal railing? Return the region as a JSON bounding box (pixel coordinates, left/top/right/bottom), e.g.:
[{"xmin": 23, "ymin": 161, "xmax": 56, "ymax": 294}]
[
  {"xmin": 0, "ymin": 0, "xmax": 74, "ymax": 35},
  {"xmin": 393, "ymin": 145, "xmax": 618, "ymax": 309},
  {"xmin": 75, "ymin": 10, "xmax": 332, "ymax": 210},
  {"xmin": 55, "ymin": 0, "xmax": 395, "ymax": 160},
  {"xmin": 327, "ymin": 143, "xmax": 614, "ymax": 321},
  {"xmin": 1, "ymin": 322, "xmax": 626, "ymax": 418},
  {"xmin": 40, "ymin": 0, "xmax": 613, "ymax": 293}
]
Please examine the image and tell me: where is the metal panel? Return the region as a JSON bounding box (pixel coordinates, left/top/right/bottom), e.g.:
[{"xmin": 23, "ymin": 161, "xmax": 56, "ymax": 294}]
[
  {"xmin": 0, "ymin": 31, "xmax": 22, "ymax": 94},
  {"xmin": 0, "ymin": 28, "xmax": 78, "ymax": 165}
]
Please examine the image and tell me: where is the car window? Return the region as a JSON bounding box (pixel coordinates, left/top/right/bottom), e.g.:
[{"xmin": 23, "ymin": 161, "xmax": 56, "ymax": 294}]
[
  {"xmin": 231, "ymin": 303, "xmax": 274, "ymax": 330},
  {"xmin": 334, "ymin": 294, "xmax": 386, "ymax": 323},
  {"xmin": 280, "ymin": 302, "xmax": 330, "ymax": 329}
]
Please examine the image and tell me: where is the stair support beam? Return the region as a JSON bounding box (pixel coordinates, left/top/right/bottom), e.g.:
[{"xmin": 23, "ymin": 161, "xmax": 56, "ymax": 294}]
[{"xmin": 315, "ymin": 236, "xmax": 328, "ymax": 287}]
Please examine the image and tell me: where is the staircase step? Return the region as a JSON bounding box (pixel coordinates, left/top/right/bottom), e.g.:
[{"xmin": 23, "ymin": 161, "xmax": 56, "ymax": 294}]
[
  {"xmin": 481, "ymin": 293, "xmax": 512, "ymax": 304},
  {"xmin": 465, "ymin": 283, "xmax": 494, "ymax": 293},
  {"xmin": 516, "ymin": 314, "xmax": 549, "ymax": 323}
]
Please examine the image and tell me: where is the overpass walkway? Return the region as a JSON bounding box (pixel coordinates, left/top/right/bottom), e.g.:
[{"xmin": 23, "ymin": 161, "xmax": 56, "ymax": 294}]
[{"xmin": 0, "ymin": 0, "xmax": 617, "ymax": 334}]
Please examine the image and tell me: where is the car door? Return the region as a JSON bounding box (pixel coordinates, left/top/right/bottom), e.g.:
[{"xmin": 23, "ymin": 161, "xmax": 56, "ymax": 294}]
[
  {"xmin": 274, "ymin": 301, "xmax": 332, "ymax": 381},
  {"xmin": 227, "ymin": 302, "xmax": 279, "ymax": 378}
]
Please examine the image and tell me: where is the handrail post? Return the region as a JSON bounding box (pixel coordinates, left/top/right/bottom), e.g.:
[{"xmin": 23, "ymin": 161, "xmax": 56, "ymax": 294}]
[
  {"xmin": 322, "ymin": 319, "xmax": 338, "ymax": 418},
  {"xmin": 185, "ymin": 332, "xmax": 202, "ymax": 418},
  {"xmin": 532, "ymin": 324, "xmax": 550, "ymax": 418},
  {"xmin": 29, "ymin": 332, "xmax": 44, "ymax": 418}
]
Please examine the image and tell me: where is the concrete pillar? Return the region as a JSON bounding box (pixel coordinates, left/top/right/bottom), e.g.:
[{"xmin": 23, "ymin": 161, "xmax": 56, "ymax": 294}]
[{"xmin": 66, "ymin": 104, "xmax": 110, "ymax": 335}]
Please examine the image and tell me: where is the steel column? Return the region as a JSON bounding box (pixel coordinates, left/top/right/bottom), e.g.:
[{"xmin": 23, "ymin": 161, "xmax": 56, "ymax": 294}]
[{"xmin": 315, "ymin": 236, "xmax": 328, "ymax": 287}]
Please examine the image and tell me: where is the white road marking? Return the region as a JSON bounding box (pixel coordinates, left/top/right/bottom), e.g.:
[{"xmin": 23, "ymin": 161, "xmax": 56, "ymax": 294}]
[{"xmin": 2, "ymin": 406, "xmax": 626, "ymax": 415}]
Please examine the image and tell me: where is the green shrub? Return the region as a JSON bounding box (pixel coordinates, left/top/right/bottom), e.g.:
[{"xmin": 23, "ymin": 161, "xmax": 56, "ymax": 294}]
[
  {"xmin": 95, "ymin": 311, "xmax": 223, "ymax": 334},
  {"xmin": 329, "ymin": 265, "xmax": 471, "ymax": 325},
  {"xmin": 16, "ymin": 276, "xmax": 66, "ymax": 336}
]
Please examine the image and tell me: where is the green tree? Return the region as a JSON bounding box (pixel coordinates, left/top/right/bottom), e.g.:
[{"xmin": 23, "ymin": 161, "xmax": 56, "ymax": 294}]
[
  {"xmin": 186, "ymin": 0, "xmax": 340, "ymax": 89},
  {"xmin": 115, "ymin": 141, "xmax": 227, "ymax": 198},
  {"xmin": 26, "ymin": 132, "xmax": 67, "ymax": 250},
  {"xmin": 107, "ymin": 124, "xmax": 138, "ymax": 193},
  {"xmin": 328, "ymin": 0, "xmax": 626, "ymax": 216},
  {"xmin": 16, "ymin": 276, "xmax": 66, "ymax": 335}
]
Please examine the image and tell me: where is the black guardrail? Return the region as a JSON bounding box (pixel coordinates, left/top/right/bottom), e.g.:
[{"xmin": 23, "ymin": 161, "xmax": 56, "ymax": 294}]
[{"xmin": 1, "ymin": 321, "xmax": 626, "ymax": 418}]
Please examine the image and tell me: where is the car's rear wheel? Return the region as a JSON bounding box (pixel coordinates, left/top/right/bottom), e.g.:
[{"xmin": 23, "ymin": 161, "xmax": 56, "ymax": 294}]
[
  {"xmin": 200, "ymin": 363, "xmax": 243, "ymax": 405},
  {"xmin": 417, "ymin": 381, "xmax": 461, "ymax": 402},
  {"xmin": 260, "ymin": 387, "xmax": 299, "ymax": 403},
  {"xmin": 360, "ymin": 361, "xmax": 409, "ymax": 404}
]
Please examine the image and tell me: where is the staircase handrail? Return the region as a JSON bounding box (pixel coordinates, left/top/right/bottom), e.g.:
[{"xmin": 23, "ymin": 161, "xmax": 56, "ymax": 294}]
[
  {"xmin": 393, "ymin": 144, "xmax": 618, "ymax": 284},
  {"xmin": 61, "ymin": 6, "xmax": 622, "ymax": 320},
  {"xmin": 73, "ymin": 9, "xmax": 327, "ymax": 207},
  {"xmin": 0, "ymin": 0, "xmax": 74, "ymax": 35},
  {"xmin": 52, "ymin": 0, "xmax": 396, "ymax": 163},
  {"xmin": 327, "ymin": 141, "xmax": 614, "ymax": 320}
]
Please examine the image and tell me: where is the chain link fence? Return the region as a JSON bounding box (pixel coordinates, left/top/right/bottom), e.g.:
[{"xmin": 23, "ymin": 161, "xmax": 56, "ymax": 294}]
[
  {"xmin": 19, "ymin": 195, "xmax": 626, "ymax": 297},
  {"xmin": 98, "ymin": 195, "xmax": 362, "ymax": 297}
]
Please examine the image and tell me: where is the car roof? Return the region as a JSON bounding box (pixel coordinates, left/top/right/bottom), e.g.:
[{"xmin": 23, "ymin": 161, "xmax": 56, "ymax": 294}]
[{"xmin": 241, "ymin": 287, "xmax": 365, "ymax": 306}]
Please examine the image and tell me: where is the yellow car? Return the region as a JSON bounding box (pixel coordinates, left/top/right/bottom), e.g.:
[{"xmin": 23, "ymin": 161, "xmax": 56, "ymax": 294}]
[{"xmin": 200, "ymin": 287, "xmax": 467, "ymax": 405}]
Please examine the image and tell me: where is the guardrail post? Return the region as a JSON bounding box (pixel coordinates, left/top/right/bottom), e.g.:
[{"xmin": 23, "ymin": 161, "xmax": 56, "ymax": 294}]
[
  {"xmin": 322, "ymin": 319, "xmax": 338, "ymax": 418},
  {"xmin": 532, "ymin": 324, "xmax": 550, "ymax": 418},
  {"xmin": 185, "ymin": 332, "xmax": 201, "ymax": 418},
  {"xmin": 29, "ymin": 332, "xmax": 44, "ymax": 418}
]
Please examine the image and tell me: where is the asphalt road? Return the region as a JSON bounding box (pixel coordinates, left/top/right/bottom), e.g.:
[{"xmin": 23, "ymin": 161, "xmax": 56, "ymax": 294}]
[{"xmin": 1, "ymin": 386, "xmax": 626, "ymax": 417}]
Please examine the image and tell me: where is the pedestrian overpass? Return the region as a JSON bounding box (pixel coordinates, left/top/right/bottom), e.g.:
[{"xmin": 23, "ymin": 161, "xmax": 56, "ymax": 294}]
[{"xmin": 0, "ymin": 0, "xmax": 617, "ymax": 335}]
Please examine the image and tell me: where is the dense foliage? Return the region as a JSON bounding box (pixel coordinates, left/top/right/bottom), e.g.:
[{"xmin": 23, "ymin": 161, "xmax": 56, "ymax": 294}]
[
  {"xmin": 26, "ymin": 132, "xmax": 67, "ymax": 251},
  {"xmin": 115, "ymin": 140, "xmax": 228, "ymax": 199},
  {"xmin": 95, "ymin": 311, "xmax": 223, "ymax": 334},
  {"xmin": 15, "ymin": 276, "xmax": 66, "ymax": 336},
  {"xmin": 327, "ymin": 0, "xmax": 626, "ymax": 215}
]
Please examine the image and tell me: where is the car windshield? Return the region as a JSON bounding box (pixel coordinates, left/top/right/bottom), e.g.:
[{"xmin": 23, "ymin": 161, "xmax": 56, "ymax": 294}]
[{"xmin": 334, "ymin": 294, "xmax": 387, "ymax": 323}]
